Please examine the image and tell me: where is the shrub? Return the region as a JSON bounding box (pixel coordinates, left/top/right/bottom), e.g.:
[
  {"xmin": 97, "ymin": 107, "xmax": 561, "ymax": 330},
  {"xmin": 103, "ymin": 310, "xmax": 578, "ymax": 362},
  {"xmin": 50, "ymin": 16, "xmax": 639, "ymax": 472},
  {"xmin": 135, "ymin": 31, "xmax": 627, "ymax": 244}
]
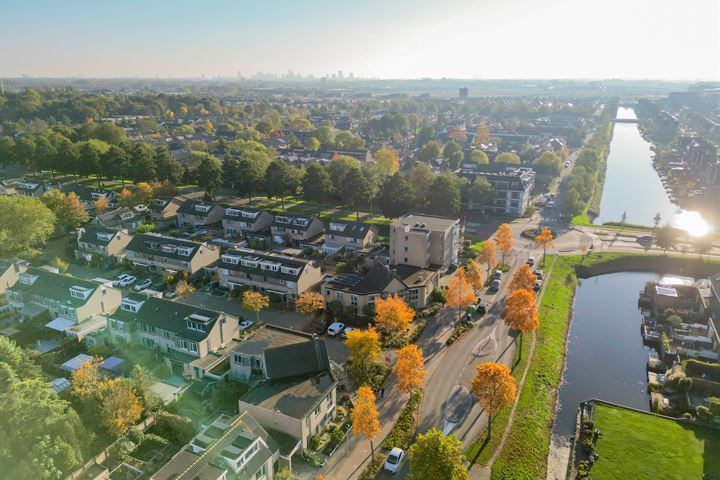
[
  {"xmin": 153, "ymin": 411, "xmax": 194, "ymax": 445},
  {"xmin": 432, "ymin": 288, "xmax": 446, "ymax": 304},
  {"xmin": 684, "ymin": 359, "xmax": 720, "ymax": 380},
  {"xmin": 446, "ymin": 321, "xmax": 474, "ymax": 345},
  {"xmin": 358, "ymin": 454, "xmax": 386, "ymax": 480},
  {"xmin": 330, "ymin": 427, "xmax": 345, "ymax": 447},
  {"xmin": 309, "ymin": 435, "xmax": 321, "ymax": 451},
  {"xmin": 302, "ymin": 450, "xmax": 323, "ymax": 467},
  {"xmin": 383, "ymin": 390, "xmax": 422, "ymax": 450},
  {"xmin": 347, "ymin": 362, "xmax": 390, "ymax": 391}
]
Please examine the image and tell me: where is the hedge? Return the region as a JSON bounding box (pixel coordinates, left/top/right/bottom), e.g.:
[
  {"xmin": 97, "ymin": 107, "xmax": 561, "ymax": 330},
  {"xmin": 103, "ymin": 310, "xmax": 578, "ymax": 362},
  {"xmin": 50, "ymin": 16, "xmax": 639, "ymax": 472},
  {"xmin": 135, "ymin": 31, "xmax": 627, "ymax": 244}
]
[
  {"xmin": 685, "ymin": 359, "xmax": 720, "ymax": 381},
  {"xmin": 383, "ymin": 390, "xmax": 423, "ymax": 450}
]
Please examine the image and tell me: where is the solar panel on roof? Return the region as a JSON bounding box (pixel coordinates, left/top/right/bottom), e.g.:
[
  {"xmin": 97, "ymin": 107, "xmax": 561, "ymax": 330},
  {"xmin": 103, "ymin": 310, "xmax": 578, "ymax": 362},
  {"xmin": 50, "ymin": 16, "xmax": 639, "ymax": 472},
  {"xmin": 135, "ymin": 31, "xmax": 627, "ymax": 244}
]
[{"xmin": 332, "ymin": 273, "xmax": 362, "ymax": 287}]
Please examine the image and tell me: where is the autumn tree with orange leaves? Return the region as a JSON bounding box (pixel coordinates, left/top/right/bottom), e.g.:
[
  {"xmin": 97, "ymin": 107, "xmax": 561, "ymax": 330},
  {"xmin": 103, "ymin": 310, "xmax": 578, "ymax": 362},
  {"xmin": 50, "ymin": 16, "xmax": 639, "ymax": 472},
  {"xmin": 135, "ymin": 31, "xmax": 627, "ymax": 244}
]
[
  {"xmin": 243, "ymin": 290, "xmax": 270, "ymax": 323},
  {"xmin": 175, "ymin": 280, "xmax": 196, "ymax": 299},
  {"xmin": 296, "ymin": 291, "xmax": 324, "ymax": 315},
  {"xmin": 502, "ymin": 288, "xmax": 539, "ymax": 360},
  {"xmin": 470, "ymin": 363, "xmax": 517, "ymax": 437},
  {"xmin": 466, "ymin": 259, "xmax": 485, "ymax": 292},
  {"xmin": 395, "ymin": 344, "xmax": 425, "ymax": 394},
  {"xmin": 374, "ymin": 294, "xmax": 415, "ymax": 335},
  {"xmin": 352, "ymin": 385, "xmax": 382, "ymax": 461},
  {"xmin": 445, "ymin": 267, "xmax": 477, "ymax": 322},
  {"xmin": 534, "ymin": 226, "xmax": 555, "ymax": 268},
  {"xmin": 495, "ymin": 223, "xmax": 514, "ymax": 265},
  {"xmin": 117, "ymin": 188, "xmax": 135, "ymax": 208},
  {"xmin": 345, "ymin": 328, "xmax": 381, "ymax": 369},
  {"xmin": 479, "ymin": 239, "xmax": 498, "ymax": 278},
  {"xmin": 508, "ymin": 264, "xmax": 537, "ymax": 293},
  {"xmin": 94, "ymin": 195, "xmax": 110, "ymax": 213}
]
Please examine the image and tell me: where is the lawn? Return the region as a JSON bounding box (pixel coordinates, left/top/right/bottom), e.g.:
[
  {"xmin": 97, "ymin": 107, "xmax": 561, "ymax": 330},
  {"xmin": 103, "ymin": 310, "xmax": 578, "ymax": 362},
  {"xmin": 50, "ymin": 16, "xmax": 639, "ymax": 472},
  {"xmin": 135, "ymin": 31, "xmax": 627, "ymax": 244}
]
[{"xmin": 591, "ymin": 403, "xmax": 720, "ymax": 479}]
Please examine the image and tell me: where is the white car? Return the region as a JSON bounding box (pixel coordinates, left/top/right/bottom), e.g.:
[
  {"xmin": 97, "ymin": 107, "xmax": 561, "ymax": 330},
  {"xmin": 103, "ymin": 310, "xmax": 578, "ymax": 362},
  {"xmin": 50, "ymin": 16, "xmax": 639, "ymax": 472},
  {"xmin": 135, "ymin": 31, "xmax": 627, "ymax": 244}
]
[
  {"xmin": 112, "ymin": 274, "xmax": 130, "ymax": 286},
  {"xmin": 134, "ymin": 204, "xmax": 148, "ymax": 213},
  {"xmin": 239, "ymin": 320, "xmax": 254, "ymax": 331},
  {"xmin": 134, "ymin": 278, "xmax": 152, "ymax": 291},
  {"xmin": 526, "ymin": 256, "xmax": 535, "ymax": 267},
  {"xmin": 384, "ymin": 447, "xmax": 404, "ymax": 473},
  {"xmin": 341, "ymin": 327, "xmax": 356, "ymax": 339},
  {"xmin": 119, "ymin": 275, "xmax": 137, "ymax": 287},
  {"xmin": 327, "ymin": 322, "xmax": 345, "ymax": 337}
]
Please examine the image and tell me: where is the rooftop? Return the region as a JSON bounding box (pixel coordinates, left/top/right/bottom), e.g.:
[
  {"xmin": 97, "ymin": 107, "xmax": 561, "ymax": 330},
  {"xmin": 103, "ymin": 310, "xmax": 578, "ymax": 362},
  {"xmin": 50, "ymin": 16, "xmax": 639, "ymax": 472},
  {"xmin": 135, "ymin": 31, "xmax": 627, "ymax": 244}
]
[
  {"xmin": 240, "ymin": 370, "xmax": 336, "ymax": 419},
  {"xmin": 393, "ymin": 213, "xmax": 459, "ymax": 231}
]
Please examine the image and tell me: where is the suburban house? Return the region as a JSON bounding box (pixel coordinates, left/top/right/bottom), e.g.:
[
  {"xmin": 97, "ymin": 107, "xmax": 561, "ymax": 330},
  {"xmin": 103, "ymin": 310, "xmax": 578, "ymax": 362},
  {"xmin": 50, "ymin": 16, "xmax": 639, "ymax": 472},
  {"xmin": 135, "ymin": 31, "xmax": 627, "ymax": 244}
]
[
  {"xmin": 6, "ymin": 267, "xmax": 122, "ymax": 331},
  {"xmin": 0, "ymin": 260, "xmax": 28, "ymax": 294},
  {"xmin": 125, "ymin": 233, "xmax": 220, "ymax": 276},
  {"xmin": 151, "ymin": 412, "xmax": 298, "ymax": 480},
  {"xmin": 323, "ymin": 220, "xmax": 378, "ymax": 255},
  {"xmin": 61, "ymin": 185, "xmax": 118, "ymax": 210},
  {"xmin": 234, "ymin": 325, "xmax": 337, "ymax": 450},
  {"xmin": 106, "ymin": 294, "xmax": 239, "ymax": 379},
  {"xmin": 460, "ymin": 164, "xmax": 536, "ymax": 215},
  {"xmin": 177, "ymin": 200, "xmax": 224, "ymax": 230},
  {"xmin": 222, "ymin": 207, "xmax": 274, "ymax": 242},
  {"xmin": 389, "ymin": 213, "xmax": 462, "ymax": 269},
  {"xmin": 321, "ymin": 261, "xmax": 438, "ymax": 315},
  {"xmin": 75, "ymin": 226, "xmax": 132, "ymax": 263},
  {"xmin": 271, "ymin": 214, "xmax": 324, "ymax": 248},
  {"xmin": 216, "ymin": 249, "xmax": 322, "ymax": 302},
  {"xmin": 14, "ymin": 181, "xmax": 47, "ymax": 197},
  {"xmin": 149, "ymin": 197, "xmax": 184, "ymax": 228},
  {"xmin": 91, "ymin": 207, "xmax": 143, "ymax": 231}
]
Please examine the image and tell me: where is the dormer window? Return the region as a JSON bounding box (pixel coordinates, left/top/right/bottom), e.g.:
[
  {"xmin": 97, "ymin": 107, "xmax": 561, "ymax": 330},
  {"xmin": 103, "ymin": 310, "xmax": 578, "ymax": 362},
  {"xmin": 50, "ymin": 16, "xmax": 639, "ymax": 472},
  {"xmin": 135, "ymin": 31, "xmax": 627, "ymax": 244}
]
[
  {"xmin": 186, "ymin": 320, "xmax": 207, "ymax": 332},
  {"xmin": 293, "ymin": 218, "xmax": 309, "ymax": 227},
  {"xmin": 18, "ymin": 273, "xmax": 38, "ymax": 285},
  {"xmin": 120, "ymin": 299, "xmax": 144, "ymax": 313},
  {"xmin": 91, "ymin": 192, "xmax": 104, "ymax": 200},
  {"xmin": 119, "ymin": 211, "xmax": 135, "ymax": 221},
  {"xmin": 225, "ymin": 208, "xmax": 240, "ymax": 217},
  {"xmin": 329, "ymin": 222, "xmax": 347, "ymax": 232},
  {"xmin": 241, "ymin": 210, "xmax": 259, "ymax": 219},
  {"xmin": 221, "ymin": 254, "xmax": 241, "ymax": 265},
  {"xmin": 152, "ymin": 199, "xmax": 166, "ymax": 206},
  {"xmin": 161, "ymin": 244, "xmax": 178, "ymax": 254},
  {"xmin": 96, "ymin": 232, "xmax": 114, "ymax": 241},
  {"xmin": 280, "ymin": 266, "xmax": 301, "ymax": 275},
  {"xmin": 195, "ymin": 204, "xmax": 212, "ymax": 213},
  {"xmin": 69, "ymin": 286, "xmax": 93, "ymax": 300},
  {"xmin": 177, "ymin": 246, "xmax": 193, "ymax": 256},
  {"xmin": 275, "ymin": 216, "xmax": 290, "ymax": 224}
]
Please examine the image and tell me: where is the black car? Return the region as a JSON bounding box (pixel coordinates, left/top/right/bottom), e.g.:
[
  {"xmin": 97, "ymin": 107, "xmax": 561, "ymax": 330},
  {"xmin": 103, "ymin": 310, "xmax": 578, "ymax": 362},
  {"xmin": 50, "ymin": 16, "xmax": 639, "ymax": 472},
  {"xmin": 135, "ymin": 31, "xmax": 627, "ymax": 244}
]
[{"xmin": 476, "ymin": 301, "xmax": 490, "ymax": 314}]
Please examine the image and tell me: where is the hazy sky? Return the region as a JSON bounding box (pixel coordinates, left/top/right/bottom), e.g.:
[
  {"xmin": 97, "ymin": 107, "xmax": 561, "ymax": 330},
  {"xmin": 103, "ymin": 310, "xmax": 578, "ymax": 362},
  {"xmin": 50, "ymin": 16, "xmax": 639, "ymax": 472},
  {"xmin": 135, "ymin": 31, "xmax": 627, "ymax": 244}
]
[{"xmin": 1, "ymin": 0, "xmax": 718, "ymax": 80}]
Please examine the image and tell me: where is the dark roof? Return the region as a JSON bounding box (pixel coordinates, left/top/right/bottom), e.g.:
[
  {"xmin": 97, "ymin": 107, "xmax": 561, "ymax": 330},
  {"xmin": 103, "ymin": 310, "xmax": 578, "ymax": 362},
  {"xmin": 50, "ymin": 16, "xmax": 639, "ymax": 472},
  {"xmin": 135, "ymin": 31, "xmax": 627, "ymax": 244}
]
[
  {"xmin": 231, "ymin": 325, "xmax": 312, "ymax": 356},
  {"xmin": 264, "ymin": 337, "xmax": 330, "ymax": 380},
  {"xmin": 9, "ymin": 267, "xmax": 100, "ymax": 307},
  {"xmin": 218, "ymin": 249, "xmax": 314, "ymax": 282},
  {"xmin": 240, "ymin": 371, "xmax": 336, "ymax": 419},
  {"xmin": 178, "ymin": 199, "xmax": 221, "ymax": 217},
  {"xmin": 222, "ymin": 207, "xmax": 270, "ymax": 224},
  {"xmin": 327, "ymin": 262, "xmax": 435, "ymax": 295},
  {"xmin": 272, "ymin": 214, "xmax": 321, "ymax": 232},
  {"xmin": 325, "ymin": 220, "xmax": 377, "ymax": 239},
  {"xmin": 93, "ymin": 207, "xmax": 139, "ymax": 227},
  {"xmin": 126, "ymin": 233, "xmax": 205, "ymax": 261},
  {"xmin": 78, "ymin": 226, "xmax": 124, "ymax": 246},
  {"xmin": 60, "ymin": 184, "xmax": 115, "ymax": 202},
  {"xmin": 150, "ymin": 196, "xmax": 183, "ymax": 214}
]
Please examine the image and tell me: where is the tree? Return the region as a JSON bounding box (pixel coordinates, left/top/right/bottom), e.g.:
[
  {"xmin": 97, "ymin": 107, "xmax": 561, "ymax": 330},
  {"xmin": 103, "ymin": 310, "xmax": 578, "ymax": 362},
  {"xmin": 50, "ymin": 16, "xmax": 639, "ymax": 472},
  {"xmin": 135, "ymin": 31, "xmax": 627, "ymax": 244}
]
[
  {"xmin": 655, "ymin": 224, "xmax": 677, "ymax": 254},
  {"xmin": 41, "ymin": 189, "xmax": 87, "ymax": 231},
  {"xmin": 494, "ymin": 152, "xmax": 521, "ymax": 165},
  {"xmin": 98, "ymin": 379, "xmax": 143, "ymax": 437},
  {"xmin": 442, "ymin": 141, "xmax": 464, "ymax": 170},
  {"xmin": 302, "ymin": 163, "xmax": 333, "ymax": 202},
  {"xmin": 311, "ymin": 125, "xmax": 335, "ymax": 149},
  {"xmin": 474, "ymin": 124, "xmax": 490, "ymax": 145},
  {"xmin": 340, "ymin": 164, "xmax": 377, "ymax": 220},
  {"xmin": 352, "ymin": 385, "xmax": 381, "ymax": 461},
  {"xmin": 51, "ymin": 257, "xmax": 69, "ymax": 273},
  {"xmin": 533, "ymin": 151, "xmax": 561, "ymax": 175},
  {"xmin": 117, "ymin": 188, "xmax": 135, "ymax": 208},
  {"xmin": 466, "ymin": 259, "xmax": 485, "ymax": 291},
  {"xmin": 693, "ymin": 236, "xmax": 714, "ymax": 260},
  {"xmin": 534, "ymin": 226, "xmax": 554, "ymax": 268},
  {"xmin": 509, "ymin": 264, "xmax": 537, "ymax": 292},
  {"xmin": 154, "ymin": 146, "xmax": 184, "ymax": 184},
  {"xmin": 129, "ymin": 142, "xmax": 157, "ymax": 183},
  {"xmin": 136, "ymin": 182, "xmax": 154, "ymax": 206},
  {"xmin": 197, "ymin": 155, "xmax": 223, "ymax": 200},
  {"xmin": 653, "ymin": 212, "xmax": 662, "ymax": 229},
  {"xmin": 344, "ymin": 328, "xmax": 381, "ymax": 368},
  {"xmin": 175, "ymin": 280, "xmax": 195, "ymax": 299},
  {"xmin": 409, "ymin": 164, "xmax": 435, "ymax": 212},
  {"xmin": 326, "ymin": 155, "xmax": 361, "ymax": 196},
  {"xmin": 426, "ymin": 174, "xmax": 461, "ymax": 217},
  {"xmin": 103, "ymin": 144, "xmax": 131, "ymax": 185},
  {"xmin": 70, "ymin": 358, "xmax": 102, "ymax": 399},
  {"xmin": 374, "ymin": 294, "xmax": 415, "ymax": 335},
  {"xmin": 94, "ymin": 195, "xmax": 110, "ymax": 213},
  {"xmin": 620, "ymin": 211, "xmax": 627, "ymax": 225},
  {"xmin": 408, "ymin": 428, "xmax": 468, "ymax": 480},
  {"xmin": 264, "ymin": 159, "xmax": 302, "ymax": 211},
  {"xmin": 377, "ymin": 172, "xmax": 415, "ymax": 219},
  {"xmin": 468, "ymin": 150, "xmax": 489, "ymax": 165},
  {"xmin": 374, "ymin": 147, "xmax": 400, "ymax": 177},
  {"xmin": 395, "ymin": 344, "xmax": 425, "ymax": 394},
  {"xmin": 0, "ymin": 196, "xmax": 55, "ymax": 256},
  {"xmin": 466, "ymin": 176, "xmax": 495, "ymax": 209},
  {"xmin": 235, "ymin": 155, "xmax": 269, "ymax": 203},
  {"xmin": 495, "ymin": 223, "xmax": 514, "ymax": 264},
  {"xmin": 418, "ymin": 140, "xmax": 441, "ymax": 162},
  {"xmin": 242, "ymin": 290, "xmax": 270, "ymax": 323},
  {"xmin": 445, "ymin": 267, "xmax": 477, "ymax": 322},
  {"xmin": 470, "ymin": 363, "xmax": 517, "ymax": 438},
  {"xmin": 501, "ymin": 288, "xmax": 539, "ymax": 360},
  {"xmin": 479, "ymin": 240, "xmax": 498, "ymax": 278},
  {"xmin": 295, "ymin": 291, "xmax": 324, "ymax": 315}
]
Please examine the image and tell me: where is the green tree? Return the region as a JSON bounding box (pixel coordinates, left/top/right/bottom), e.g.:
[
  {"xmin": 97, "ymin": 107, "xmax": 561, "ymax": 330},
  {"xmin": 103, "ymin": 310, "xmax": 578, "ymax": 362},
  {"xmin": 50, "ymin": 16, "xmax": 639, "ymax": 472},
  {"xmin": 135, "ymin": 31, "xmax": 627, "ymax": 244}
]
[
  {"xmin": 377, "ymin": 172, "xmax": 416, "ymax": 219},
  {"xmin": 466, "ymin": 176, "xmax": 495, "ymax": 208},
  {"xmin": 154, "ymin": 146, "xmax": 184, "ymax": 184},
  {"xmin": 197, "ymin": 155, "xmax": 223, "ymax": 200},
  {"xmin": 311, "ymin": 125, "xmax": 335, "ymax": 149},
  {"xmin": 655, "ymin": 224, "xmax": 677, "ymax": 254},
  {"xmin": 418, "ymin": 140, "xmax": 441, "ymax": 162},
  {"xmin": 409, "ymin": 163, "xmax": 435, "ymax": 212},
  {"xmin": 533, "ymin": 151, "xmax": 561, "ymax": 175},
  {"xmin": 495, "ymin": 152, "xmax": 521, "ymax": 164},
  {"xmin": 263, "ymin": 160, "xmax": 303, "ymax": 210},
  {"xmin": 408, "ymin": 428, "xmax": 468, "ymax": 480},
  {"xmin": 235, "ymin": 154, "xmax": 270, "ymax": 203},
  {"xmin": 326, "ymin": 155, "xmax": 361, "ymax": 198},
  {"xmin": 468, "ymin": 150, "xmax": 489, "ymax": 164},
  {"xmin": 427, "ymin": 174, "xmax": 462, "ymax": 217},
  {"xmin": 443, "ymin": 141, "xmax": 464, "ymax": 169},
  {"xmin": 302, "ymin": 163, "xmax": 333, "ymax": 202},
  {"xmin": 340, "ymin": 165, "xmax": 377, "ymax": 220},
  {"xmin": 0, "ymin": 196, "xmax": 55, "ymax": 256}
]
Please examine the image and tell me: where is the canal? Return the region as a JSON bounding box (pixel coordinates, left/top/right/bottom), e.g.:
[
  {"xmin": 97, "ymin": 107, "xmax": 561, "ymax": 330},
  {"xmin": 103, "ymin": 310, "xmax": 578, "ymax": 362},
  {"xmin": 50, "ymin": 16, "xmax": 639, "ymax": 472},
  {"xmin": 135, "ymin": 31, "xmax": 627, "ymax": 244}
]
[
  {"xmin": 594, "ymin": 107, "xmax": 709, "ymax": 235},
  {"xmin": 552, "ymin": 271, "xmax": 656, "ymax": 437}
]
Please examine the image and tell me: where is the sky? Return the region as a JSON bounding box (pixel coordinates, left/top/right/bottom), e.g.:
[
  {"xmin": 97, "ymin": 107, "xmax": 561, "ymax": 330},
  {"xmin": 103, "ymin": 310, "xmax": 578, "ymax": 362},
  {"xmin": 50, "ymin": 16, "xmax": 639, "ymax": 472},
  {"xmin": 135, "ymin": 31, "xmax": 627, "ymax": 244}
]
[{"xmin": 1, "ymin": 0, "xmax": 719, "ymax": 80}]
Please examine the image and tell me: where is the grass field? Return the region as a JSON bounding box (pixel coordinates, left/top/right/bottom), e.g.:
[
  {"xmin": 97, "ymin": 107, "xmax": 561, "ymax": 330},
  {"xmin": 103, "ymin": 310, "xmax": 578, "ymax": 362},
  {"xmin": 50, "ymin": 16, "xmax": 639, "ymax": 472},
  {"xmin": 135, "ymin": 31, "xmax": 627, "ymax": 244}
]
[{"xmin": 592, "ymin": 402, "xmax": 720, "ymax": 480}]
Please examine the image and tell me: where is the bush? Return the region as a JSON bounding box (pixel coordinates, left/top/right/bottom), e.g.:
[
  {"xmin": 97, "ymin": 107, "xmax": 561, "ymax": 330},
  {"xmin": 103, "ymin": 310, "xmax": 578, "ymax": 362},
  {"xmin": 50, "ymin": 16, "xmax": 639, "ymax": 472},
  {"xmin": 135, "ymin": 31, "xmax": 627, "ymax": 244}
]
[
  {"xmin": 383, "ymin": 390, "xmax": 422, "ymax": 450},
  {"xmin": 347, "ymin": 362, "xmax": 390, "ymax": 391},
  {"xmin": 684, "ymin": 359, "xmax": 720, "ymax": 380},
  {"xmin": 153, "ymin": 411, "xmax": 194, "ymax": 445},
  {"xmin": 302, "ymin": 450, "xmax": 323, "ymax": 467},
  {"xmin": 309, "ymin": 435, "xmax": 321, "ymax": 451},
  {"xmin": 383, "ymin": 320, "xmax": 428, "ymax": 349},
  {"xmin": 432, "ymin": 288, "xmax": 446, "ymax": 304},
  {"xmin": 358, "ymin": 454, "xmax": 386, "ymax": 480},
  {"xmin": 330, "ymin": 427, "xmax": 345, "ymax": 447},
  {"xmin": 446, "ymin": 321, "xmax": 474, "ymax": 345}
]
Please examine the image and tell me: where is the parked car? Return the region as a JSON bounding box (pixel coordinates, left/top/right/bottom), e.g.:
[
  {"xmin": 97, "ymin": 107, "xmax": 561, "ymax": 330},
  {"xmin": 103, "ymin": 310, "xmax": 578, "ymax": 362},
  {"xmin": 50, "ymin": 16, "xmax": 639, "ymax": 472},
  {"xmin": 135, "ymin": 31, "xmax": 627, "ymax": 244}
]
[
  {"xmin": 119, "ymin": 275, "xmax": 137, "ymax": 287},
  {"xmin": 493, "ymin": 270, "xmax": 503, "ymax": 280},
  {"xmin": 534, "ymin": 269, "xmax": 544, "ymax": 280},
  {"xmin": 527, "ymin": 256, "xmax": 535, "ymax": 267},
  {"xmin": 133, "ymin": 278, "xmax": 152, "ymax": 291},
  {"xmin": 547, "ymin": 200, "xmax": 555, "ymax": 208},
  {"xmin": 534, "ymin": 280, "xmax": 542, "ymax": 292},
  {"xmin": 134, "ymin": 204, "xmax": 148, "ymax": 213},
  {"xmin": 112, "ymin": 274, "xmax": 130, "ymax": 286},
  {"xmin": 384, "ymin": 447, "xmax": 405, "ymax": 473},
  {"xmin": 341, "ymin": 326, "xmax": 356, "ymax": 339},
  {"xmin": 490, "ymin": 279, "xmax": 501, "ymax": 291},
  {"xmin": 327, "ymin": 322, "xmax": 345, "ymax": 336},
  {"xmin": 163, "ymin": 290, "xmax": 177, "ymax": 299},
  {"xmin": 476, "ymin": 301, "xmax": 490, "ymax": 314},
  {"xmin": 565, "ymin": 160, "xmax": 571, "ymax": 167},
  {"xmin": 239, "ymin": 320, "xmax": 254, "ymax": 331}
]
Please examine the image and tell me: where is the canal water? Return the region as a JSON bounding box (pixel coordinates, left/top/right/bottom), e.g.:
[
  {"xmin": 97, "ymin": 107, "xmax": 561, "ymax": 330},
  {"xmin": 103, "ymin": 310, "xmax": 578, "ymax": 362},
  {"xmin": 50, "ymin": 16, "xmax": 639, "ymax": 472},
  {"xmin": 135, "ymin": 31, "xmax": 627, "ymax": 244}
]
[
  {"xmin": 552, "ymin": 271, "xmax": 656, "ymax": 437},
  {"xmin": 594, "ymin": 107, "xmax": 709, "ymax": 235}
]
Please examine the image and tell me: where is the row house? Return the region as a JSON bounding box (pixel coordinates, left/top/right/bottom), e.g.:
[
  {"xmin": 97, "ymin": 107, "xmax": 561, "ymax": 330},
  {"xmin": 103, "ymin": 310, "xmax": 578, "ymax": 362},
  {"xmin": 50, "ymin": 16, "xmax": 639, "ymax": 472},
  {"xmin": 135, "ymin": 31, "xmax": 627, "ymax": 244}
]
[
  {"xmin": 222, "ymin": 207, "xmax": 274, "ymax": 242},
  {"xmin": 216, "ymin": 249, "xmax": 322, "ymax": 302},
  {"xmin": 150, "ymin": 197, "xmax": 184, "ymax": 228},
  {"xmin": 177, "ymin": 200, "xmax": 224, "ymax": 230},
  {"xmin": 323, "ymin": 220, "xmax": 378, "ymax": 255},
  {"xmin": 61, "ymin": 185, "xmax": 118, "ymax": 210},
  {"xmin": 107, "ymin": 294, "xmax": 239, "ymax": 379},
  {"xmin": 7, "ymin": 267, "xmax": 121, "ymax": 331},
  {"xmin": 15, "ymin": 181, "xmax": 47, "ymax": 198},
  {"xmin": 271, "ymin": 214, "xmax": 324, "ymax": 248},
  {"xmin": 75, "ymin": 226, "xmax": 132, "ymax": 262},
  {"xmin": 125, "ymin": 233, "xmax": 220, "ymax": 276},
  {"xmin": 0, "ymin": 260, "xmax": 27, "ymax": 294},
  {"xmin": 91, "ymin": 207, "xmax": 144, "ymax": 231}
]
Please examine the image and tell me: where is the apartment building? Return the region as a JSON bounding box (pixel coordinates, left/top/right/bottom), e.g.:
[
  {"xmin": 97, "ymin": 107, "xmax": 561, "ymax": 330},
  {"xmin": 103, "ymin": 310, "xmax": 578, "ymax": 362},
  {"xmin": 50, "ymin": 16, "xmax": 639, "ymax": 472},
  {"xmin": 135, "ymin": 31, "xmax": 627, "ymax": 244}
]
[
  {"xmin": 125, "ymin": 233, "xmax": 220, "ymax": 276},
  {"xmin": 271, "ymin": 214, "xmax": 324, "ymax": 248},
  {"xmin": 460, "ymin": 164, "xmax": 536, "ymax": 215},
  {"xmin": 389, "ymin": 213, "xmax": 461, "ymax": 269},
  {"xmin": 107, "ymin": 294, "xmax": 238, "ymax": 379},
  {"xmin": 177, "ymin": 200, "xmax": 224, "ymax": 230},
  {"xmin": 323, "ymin": 220, "xmax": 378, "ymax": 255},
  {"xmin": 7, "ymin": 267, "xmax": 121, "ymax": 329},
  {"xmin": 321, "ymin": 262, "xmax": 438, "ymax": 315},
  {"xmin": 222, "ymin": 207, "xmax": 274, "ymax": 241},
  {"xmin": 216, "ymin": 249, "xmax": 322, "ymax": 302},
  {"xmin": 75, "ymin": 226, "xmax": 132, "ymax": 262}
]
